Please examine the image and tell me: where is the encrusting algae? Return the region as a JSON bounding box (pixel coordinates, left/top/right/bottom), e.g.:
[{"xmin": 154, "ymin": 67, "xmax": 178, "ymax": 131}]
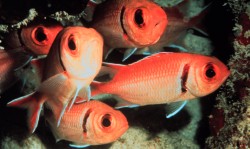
[{"xmin": 206, "ymin": 1, "xmax": 250, "ymax": 148}]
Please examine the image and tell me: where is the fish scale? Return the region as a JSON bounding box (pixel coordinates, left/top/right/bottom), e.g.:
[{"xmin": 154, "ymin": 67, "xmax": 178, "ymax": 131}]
[
  {"xmin": 92, "ymin": 52, "xmax": 230, "ymax": 107},
  {"xmin": 97, "ymin": 55, "xmax": 189, "ymax": 104},
  {"xmin": 45, "ymin": 100, "xmax": 128, "ymax": 146},
  {"xmin": 91, "ymin": 0, "xmax": 167, "ymax": 58},
  {"xmin": 0, "ymin": 49, "xmax": 32, "ymax": 94},
  {"xmin": 8, "ymin": 27, "xmax": 104, "ymax": 133}
]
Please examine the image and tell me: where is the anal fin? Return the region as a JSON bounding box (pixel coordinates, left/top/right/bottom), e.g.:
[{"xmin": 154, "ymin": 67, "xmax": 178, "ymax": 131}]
[
  {"xmin": 123, "ymin": 47, "xmax": 138, "ymax": 62},
  {"xmin": 165, "ymin": 100, "xmax": 187, "ymax": 118}
]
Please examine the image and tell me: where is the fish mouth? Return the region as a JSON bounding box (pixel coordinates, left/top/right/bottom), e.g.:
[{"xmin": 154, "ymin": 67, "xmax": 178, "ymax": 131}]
[
  {"xmin": 31, "ymin": 26, "xmax": 49, "ymax": 45},
  {"xmin": 121, "ymin": 5, "xmax": 167, "ymax": 47}
]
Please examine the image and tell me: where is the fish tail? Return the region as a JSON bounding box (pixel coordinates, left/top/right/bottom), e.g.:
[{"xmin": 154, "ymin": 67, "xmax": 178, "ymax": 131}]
[
  {"xmin": 7, "ymin": 92, "xmax": 45, "ymax": 133},
  {"xmin": 90, "ymin": 81, "xmax": 105, "ymax": 97}
]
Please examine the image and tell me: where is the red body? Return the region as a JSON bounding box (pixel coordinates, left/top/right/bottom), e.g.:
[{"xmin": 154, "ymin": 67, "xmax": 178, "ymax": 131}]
[{"xmin": 92, "ymin": 53, "xmax": 230, "ymax": 106}]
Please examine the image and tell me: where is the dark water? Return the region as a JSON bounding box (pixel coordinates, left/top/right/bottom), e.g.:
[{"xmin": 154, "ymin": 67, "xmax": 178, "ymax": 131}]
[{"xmin": 0, "ymin": 0, "xmax": 236, "ymax": 148}]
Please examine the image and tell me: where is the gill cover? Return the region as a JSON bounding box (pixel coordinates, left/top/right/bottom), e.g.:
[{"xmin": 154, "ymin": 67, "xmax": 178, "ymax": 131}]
[
  {"xmin": 21, "ymin": 23, "xmax": 63, "ymax": 55},
  {"xmin": 84, "ymin": 101, "xmax": 128, "ymax": 144},
  {"xmin": 122, "ymin": 0, "xmax": 168, "ymax": 46},
  {"xmin": 187, "ymin": 56, "xmax": 230, "ymax": 97}
]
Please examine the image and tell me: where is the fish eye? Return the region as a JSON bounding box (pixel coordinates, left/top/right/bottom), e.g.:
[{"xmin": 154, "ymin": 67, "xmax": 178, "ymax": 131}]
[
  {"xmin": 134, "ymin": 9, "xmax": 144, "ymax": 28},
  {"xmin": 68, "ymin": 35, "xmax": 76, "ymax": 51},
  {"xmin": 205, "ymin": 64, "xmax": 216, "ymax": 79},
  {"xmin": 101, "ymin": 114, "xmax": 111, "ymax": 128},
  {"xmin": 34, "ymin": 27, "xmax": 47, "ymax": 42}
]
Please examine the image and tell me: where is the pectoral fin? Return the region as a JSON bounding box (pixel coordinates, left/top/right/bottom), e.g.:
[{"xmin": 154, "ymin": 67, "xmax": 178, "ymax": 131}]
[
  {"xmin": 104, "ymin": 48, "xmax": 115, "ymax": 60},
  {"xmin": 134, "ymin": 47, "xmax": 152, "ymax": 56},
  {"xmin": 68, "ymin": 85, "xmax": 90, "ymax": 109},
  {"xmin": 165, "ymin": 100, "xmax": 187, "ymax": 118},
  {"xmin": 39, "ymin": 72, "xmax": 76, "ymax": 126},
  {"xmin": 69, "ymin": 144, "xmax": 90, "ymax": 148},
  {"xmin": 122, "ymin": 47, "xmax": 138, "ymax": 62},
  {"xmin": 168, "ymin": 44, "xmax": 188, "ymax": 52}
]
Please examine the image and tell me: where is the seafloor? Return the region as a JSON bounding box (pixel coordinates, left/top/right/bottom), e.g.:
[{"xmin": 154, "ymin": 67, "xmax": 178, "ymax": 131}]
[{"xmin": 0, "ymin": 0, "xmax": 249, "ymax": 149}]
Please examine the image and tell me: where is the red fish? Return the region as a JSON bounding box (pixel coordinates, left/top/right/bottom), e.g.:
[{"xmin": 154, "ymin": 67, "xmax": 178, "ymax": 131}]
[
  {"xmin": 0, "ymin": 49, "xmax": 32, "ymax": 94},
  {"xmin": 91, "ymin": 52, "xmax": 230, "ymax": 109},
  {"xmin": 8, "ymin": 26, "xmax": 103, "ymax": 133},
  {"xmin": 45, "ymin": 100, "xmax": 128, "ymax": 147},
  {"xmin": 90, "ymin": 0, "xmax": 168, "ymax": 58},
  {"xmin": 82, "ymin": 0, "xmax": 105, "ymax": 22},
  {"xmin": 3, "ymin": 19, "xmax": 63, "ymax": 55},
  {"xmin": 133, "ymin": 2, "xmax": 211, "ymax": 56}
]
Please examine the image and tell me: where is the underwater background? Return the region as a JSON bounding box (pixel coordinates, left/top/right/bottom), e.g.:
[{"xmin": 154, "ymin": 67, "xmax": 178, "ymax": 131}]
[{"xmin": 0, "ymin": 0, "xmax": 249, "ymax": 148}]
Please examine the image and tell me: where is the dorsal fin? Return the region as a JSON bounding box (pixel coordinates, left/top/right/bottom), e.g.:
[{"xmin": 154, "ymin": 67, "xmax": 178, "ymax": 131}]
[
  {"xmin": 102, "ymin": 62, "xmax": 125, "ymax": 70},
  {"xmin": 30, "ymin": 57, "xmax": 46, "ymax": 79},
  {"xmin": 130, "ymin": 52, "xmax": 173, "ymax": 66},
  {"xmin": 98, "ymin": 62, "xmax": 125, "ymax": 79}
]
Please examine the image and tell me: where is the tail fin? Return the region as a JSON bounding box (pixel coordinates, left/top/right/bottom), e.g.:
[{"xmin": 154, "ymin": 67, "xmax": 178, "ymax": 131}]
[
  {"xmin": 90, "ymin": 81, "xmax": 105, "ymax": 97},
  {"xmin": 7, "ymin": 92, "xmax": 45, "ymax": 133}
]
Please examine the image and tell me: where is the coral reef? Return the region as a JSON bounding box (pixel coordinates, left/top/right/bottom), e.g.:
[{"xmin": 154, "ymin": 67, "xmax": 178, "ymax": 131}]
[
  {"xmin": 1, "ymin": 135, "xmax": 45, "ymax": 149},
  {"xmin": 206, "ymin": 1, "xmax": 250, "ymax": 148}
]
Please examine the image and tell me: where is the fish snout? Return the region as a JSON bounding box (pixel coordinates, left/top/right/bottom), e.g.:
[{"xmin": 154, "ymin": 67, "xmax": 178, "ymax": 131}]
[{"xmin": 123, "ymin": 5, "xmax": 167, "ymax": 46}]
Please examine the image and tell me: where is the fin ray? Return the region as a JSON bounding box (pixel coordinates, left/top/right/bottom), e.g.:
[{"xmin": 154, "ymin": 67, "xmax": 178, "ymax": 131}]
[
  {"xmin": 69, "ymin": 144, "xmax": 90, "ymax": 148},
  {"xmin": 165, "ymin": 100, "xmax": 187, "ymax": 118},
  {"xmin": 122, "ymin": 47, "xmax": 138, "ymax": 62},
  {"xmin": 39, "ymin": 72, "xmax": 76, "ymax": 126},
  {"xmin": 115, "ymin": 97, "xmax": 139, "ymax": 109},
  {"xmin": 8, "ymin": 92, "xmax": 45, "ymax": 133}
]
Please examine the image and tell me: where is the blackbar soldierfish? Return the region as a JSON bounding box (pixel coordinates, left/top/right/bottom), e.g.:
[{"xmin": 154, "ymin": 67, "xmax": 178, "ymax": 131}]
[
  {"xmin": 92, "ymin": 52, "xmax": 230, "ymax": 108},
  {"xmin": 0, "ymin": 49, "xmax": 32, "ymax": 94},
  {"xmin": 3, "ymin": 20, "xmax": 63, "ymax": 55},
  {"xmin": 135, "ymin": 2, "xmax": 211, "ymax": 56},
  {"xmin": 91, "ymin": 0, "xmax": 167, "ymax": 58},
  {"xmin": 8, "ymin": 26, "xmax": 103, "ymax": 133},
  {"xmin": 45, "ymin": 100, "xmax": 128, "ymax": 148}
]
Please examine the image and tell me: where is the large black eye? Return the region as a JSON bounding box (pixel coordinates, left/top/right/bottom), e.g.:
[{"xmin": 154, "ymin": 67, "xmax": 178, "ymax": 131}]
[
  {"xmin": 34, "ymin": 27, "xmax": 47, "ymax": 42},
  {"xmin": 102, "ymin": 114, "xmax": 111, "ymax": 127},
  {"xmin": 134, "ymin": 9, "xmax": 144, "ymax": 28},
  {"xmin": 68, "ymin": 36, "xmax": 76, "ymax": 50},
  {"xmin": 205, "ymin": 65, "xmax": 216, "ymax": 78}
]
